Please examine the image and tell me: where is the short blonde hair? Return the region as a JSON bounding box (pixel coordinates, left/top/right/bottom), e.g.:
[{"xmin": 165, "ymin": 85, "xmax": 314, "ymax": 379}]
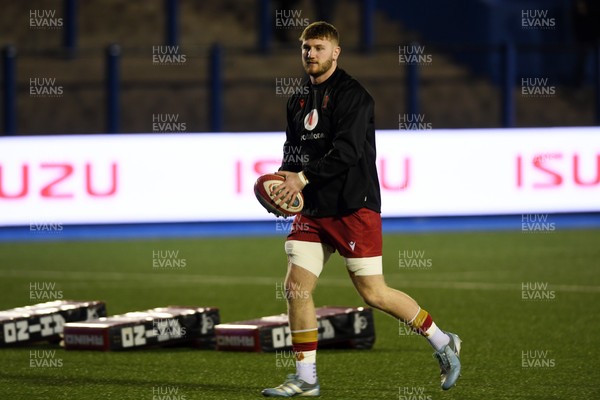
[{"xmin": 299, "ymin": 21, "xmax": 339, "ymax": 45}]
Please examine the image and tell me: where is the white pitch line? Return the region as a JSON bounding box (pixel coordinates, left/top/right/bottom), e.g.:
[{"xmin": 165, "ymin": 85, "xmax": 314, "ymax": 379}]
[
  {"xmin": 0, "ymin": 269, "xmax": 281, "ymax": 286},
  {"xmin": 388, "ymin": 280, "xmax": 600, "ymax": 293},
  {"xmin": 1, "ymin": 269, "xmax": 600, "ymax": 293}
]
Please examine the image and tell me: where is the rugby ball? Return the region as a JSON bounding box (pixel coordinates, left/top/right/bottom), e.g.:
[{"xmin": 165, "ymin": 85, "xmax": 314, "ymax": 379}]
[{"xmin": 254, "ymin": 174, "xmax": 304, "ymax": 217}]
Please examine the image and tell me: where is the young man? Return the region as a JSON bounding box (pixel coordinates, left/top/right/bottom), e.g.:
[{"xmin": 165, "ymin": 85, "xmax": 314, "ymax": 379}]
[{"xmin": 262, "ymin": 22, "xmax": 461, "ymax": 397}]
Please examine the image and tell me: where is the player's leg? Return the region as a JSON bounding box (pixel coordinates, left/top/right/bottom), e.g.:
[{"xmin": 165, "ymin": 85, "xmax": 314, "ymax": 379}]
[
  {"xmin": 346, "ymin": 272, "xmax": 419, "ymax": 320},
  {"xmin": 347, "ymin": 273, "xmax": 446, "ymax": 344},
  {"xmin": 285, "ymin": 262, "xmax": 319, "ymax": 385},
  {"xmin": 348, "ymin": 271, "xmax": 461, "ymax": 390},
  {"xmin": 328, "ymin": 208, "xmax": 461, "ymax": 390},
  {"xmin": 262, "ymin": 239, "xmax": 332, "ymax": 397},
  {"xmin": 284, "ymin": 261, "xmax": 318, "ymax": 332}
]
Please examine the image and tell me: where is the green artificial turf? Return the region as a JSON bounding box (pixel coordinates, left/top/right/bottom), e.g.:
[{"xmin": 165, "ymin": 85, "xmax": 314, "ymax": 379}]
[{"xmin": 1, "ymin": 229, "xmax": 599, "ymax": 399}]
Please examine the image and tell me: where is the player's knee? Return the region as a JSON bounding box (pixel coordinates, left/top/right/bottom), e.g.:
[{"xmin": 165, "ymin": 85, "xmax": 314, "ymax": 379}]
[
  {"xmin": 345, "ymin": 256, "xmax": 383, "ymax": 277},
  {"xmin": 284, "ymin": 240, "xmax": 328, "ymax": 277}
]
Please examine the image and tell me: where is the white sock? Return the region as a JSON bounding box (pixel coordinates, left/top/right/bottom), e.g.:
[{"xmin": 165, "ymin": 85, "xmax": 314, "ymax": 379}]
[
  {"xmin": 296, "ymin": 350, "xmax": 317, "ymax": 384},
  {"xmin": 425, "ymin": 322, "xmax": 450, "ymax": 351}
]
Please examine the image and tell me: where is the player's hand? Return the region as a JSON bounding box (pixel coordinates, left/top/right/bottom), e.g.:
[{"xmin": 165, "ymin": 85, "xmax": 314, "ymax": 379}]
[{"xmin": 271, "ymin": 171, "xmax": 306, "ymax": 206}]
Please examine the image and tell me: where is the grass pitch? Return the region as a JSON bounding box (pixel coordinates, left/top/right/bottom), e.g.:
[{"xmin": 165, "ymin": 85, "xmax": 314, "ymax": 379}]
[{"xmin": 1, "ymin": 228, "xmax": 599, "ymax": 399}]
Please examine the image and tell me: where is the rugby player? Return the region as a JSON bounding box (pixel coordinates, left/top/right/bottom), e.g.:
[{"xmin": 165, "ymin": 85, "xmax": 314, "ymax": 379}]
[{"xmin": 262, "ymin": 21, "xmax": 461, "ymax": 397}]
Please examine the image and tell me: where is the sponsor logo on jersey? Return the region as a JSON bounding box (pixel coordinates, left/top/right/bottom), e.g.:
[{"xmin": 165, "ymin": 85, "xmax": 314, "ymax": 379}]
[{"xmin": 304, "ymin": 109, "xmax": 319, "ymax": 131}]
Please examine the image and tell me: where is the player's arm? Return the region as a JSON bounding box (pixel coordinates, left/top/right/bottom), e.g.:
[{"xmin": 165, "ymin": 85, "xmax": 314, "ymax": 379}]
[
  {"xmin": 274, "ymin": 137, "xmax": 307, "ymax": 203},
  {"xmin": 274, "ymin": 98, "xmax": 307, "ymax": 203},
  {"xmin": 279, "ymin": 96, "xmax": 302, "ymax": 173},
  {"xmin": 279, "ymin": 133, "xmax": 299, "ymax": 173}
]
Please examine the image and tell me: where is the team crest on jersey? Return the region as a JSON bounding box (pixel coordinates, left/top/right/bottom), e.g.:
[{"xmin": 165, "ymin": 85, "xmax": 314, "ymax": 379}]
[{"xmin": 304, "ymin": 109, "xmax": 319, "ymax": 131}]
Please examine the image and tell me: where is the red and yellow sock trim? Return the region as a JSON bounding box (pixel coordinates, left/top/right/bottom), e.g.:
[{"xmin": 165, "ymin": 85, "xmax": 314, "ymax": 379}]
[
  {"xmin": 408, "ymin": 308, "xmax": 433, "ymax": 336},
  {"xmin": 291, "ymin": 328, "xmax": 318, "ymax": 353}
]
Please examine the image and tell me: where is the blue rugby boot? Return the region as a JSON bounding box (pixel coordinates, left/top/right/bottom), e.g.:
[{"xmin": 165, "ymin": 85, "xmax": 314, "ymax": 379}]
[{"xmin": 433, "ymin": 332, "xmax": 461, "ymax": 390}]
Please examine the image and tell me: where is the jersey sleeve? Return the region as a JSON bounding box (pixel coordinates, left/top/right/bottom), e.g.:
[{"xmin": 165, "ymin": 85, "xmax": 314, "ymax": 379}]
[{"xmin": 279, "ymin": 97, "xmax": 302, "ymax": 172}]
